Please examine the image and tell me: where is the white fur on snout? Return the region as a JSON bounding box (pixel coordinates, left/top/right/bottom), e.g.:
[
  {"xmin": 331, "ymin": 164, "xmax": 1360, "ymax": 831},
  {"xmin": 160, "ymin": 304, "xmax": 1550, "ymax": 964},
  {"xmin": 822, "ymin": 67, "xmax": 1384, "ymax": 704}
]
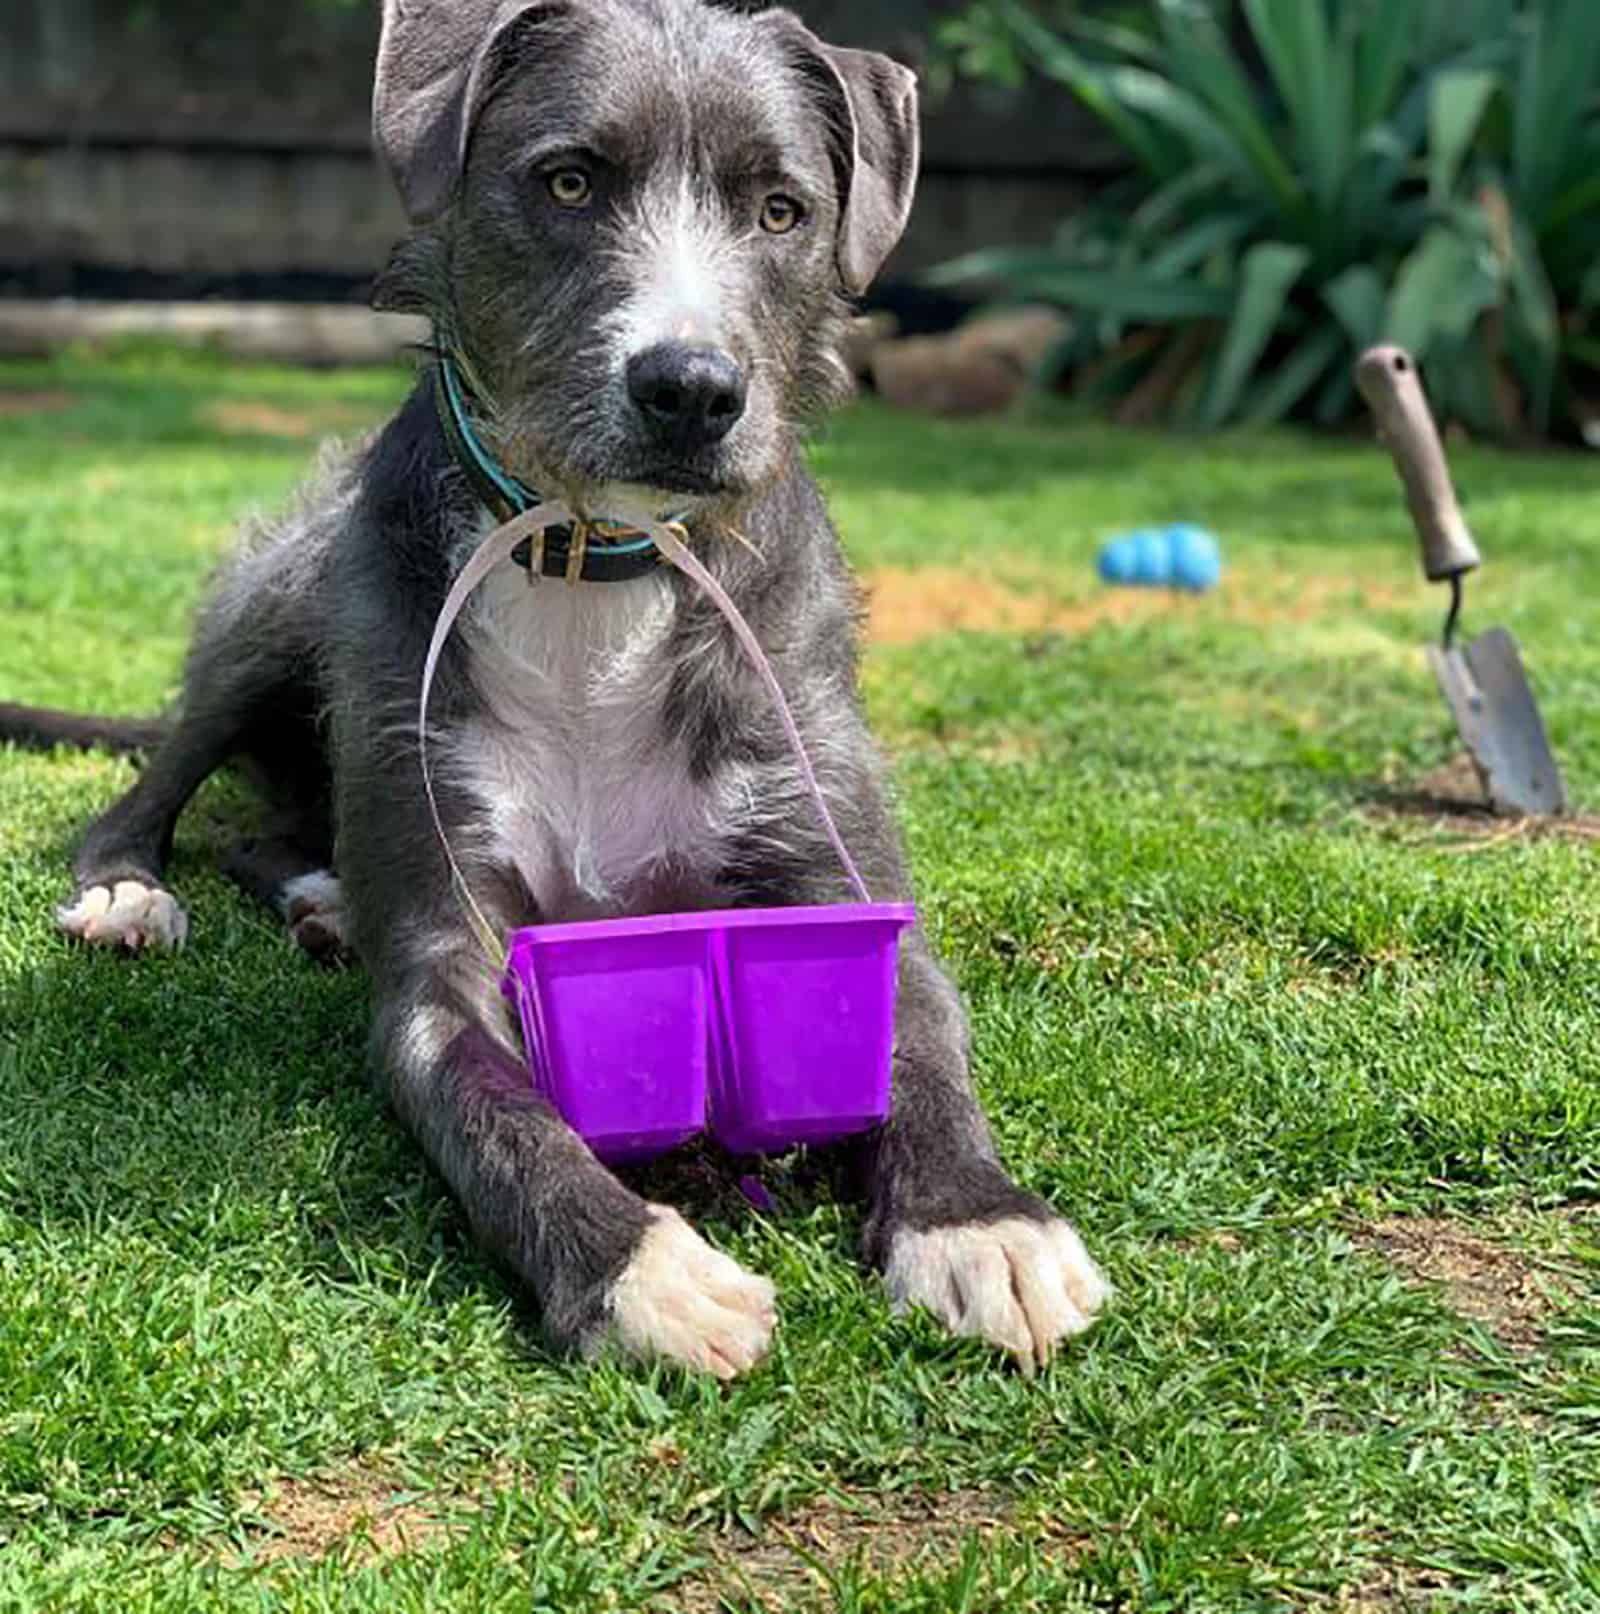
[
  {"xmin": 606, "ymin": 1206, "xmax": 777, "ymax": 1380},
  {"xmin": 884, "ymin": 1216, "xmax": 1110, "ymax": 1374},
  {"xmin": 57, "ymin": 880, "xmax": 188, "ymax": 950},
  {"xmin": 603, "ymin": 176, "xmax": 741, "ymax": 363}
]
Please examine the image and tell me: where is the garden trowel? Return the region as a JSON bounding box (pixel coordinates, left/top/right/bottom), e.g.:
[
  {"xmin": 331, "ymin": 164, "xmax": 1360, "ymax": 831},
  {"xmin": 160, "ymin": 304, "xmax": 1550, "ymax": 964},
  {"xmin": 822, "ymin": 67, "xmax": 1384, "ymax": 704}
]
[{"xmin": 1355, "ymin": 345, "xmax": 1566, "ymax": 818}]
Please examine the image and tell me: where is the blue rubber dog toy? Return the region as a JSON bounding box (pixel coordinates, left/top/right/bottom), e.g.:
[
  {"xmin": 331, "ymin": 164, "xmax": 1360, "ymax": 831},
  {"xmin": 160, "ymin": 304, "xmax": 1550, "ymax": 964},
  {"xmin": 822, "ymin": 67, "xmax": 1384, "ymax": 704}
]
[{"xmin": 1098, "ymin": 524, "xmax": 1221, "ymax": 592}]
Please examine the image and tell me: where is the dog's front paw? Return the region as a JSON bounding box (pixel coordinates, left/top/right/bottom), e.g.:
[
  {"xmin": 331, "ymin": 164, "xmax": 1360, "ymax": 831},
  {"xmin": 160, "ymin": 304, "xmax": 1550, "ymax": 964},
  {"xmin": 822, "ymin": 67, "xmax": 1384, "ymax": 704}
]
[
  {"xmin": 883, "ymin": 1215, "xmax": 1109, "ymax": 1374},
  {"xmin": 57, "ymin": 880, "xmax": 188, "ymax": 951},
  {"xmin": 605, "ymin": 1206, "xmax": 777, "ymax": 1380}
]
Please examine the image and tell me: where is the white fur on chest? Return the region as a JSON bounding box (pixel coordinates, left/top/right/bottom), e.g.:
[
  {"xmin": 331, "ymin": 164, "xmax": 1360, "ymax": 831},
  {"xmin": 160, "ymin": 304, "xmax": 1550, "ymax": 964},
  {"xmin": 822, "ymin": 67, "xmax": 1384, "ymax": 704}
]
[{"xmin": 452, "ymin": 565, "xmax": 736, "ymax": 920}]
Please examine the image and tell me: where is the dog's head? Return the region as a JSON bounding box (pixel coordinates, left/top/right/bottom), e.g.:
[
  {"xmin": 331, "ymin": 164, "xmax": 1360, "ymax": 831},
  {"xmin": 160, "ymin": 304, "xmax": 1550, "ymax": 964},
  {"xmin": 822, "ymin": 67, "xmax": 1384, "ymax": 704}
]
[{"xmin": 373, "ymin": 0, "xmax": 918, "ymax": 521}]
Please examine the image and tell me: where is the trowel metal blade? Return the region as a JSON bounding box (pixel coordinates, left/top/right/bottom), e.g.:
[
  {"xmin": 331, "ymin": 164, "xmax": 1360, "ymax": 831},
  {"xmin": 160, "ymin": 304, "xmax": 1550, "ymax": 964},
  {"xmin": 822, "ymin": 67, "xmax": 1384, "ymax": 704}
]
[{"xmin": 1426, "ymin": 626, "xmax": 1567, "ymax": 817}]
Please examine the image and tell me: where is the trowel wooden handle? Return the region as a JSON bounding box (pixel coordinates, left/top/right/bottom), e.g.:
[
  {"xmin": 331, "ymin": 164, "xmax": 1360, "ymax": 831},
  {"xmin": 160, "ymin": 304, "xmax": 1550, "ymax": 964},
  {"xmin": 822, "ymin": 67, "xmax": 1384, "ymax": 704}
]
[{"xmin": 1354, "ymin": 345, "xmax": 1482, "ymax": 581}]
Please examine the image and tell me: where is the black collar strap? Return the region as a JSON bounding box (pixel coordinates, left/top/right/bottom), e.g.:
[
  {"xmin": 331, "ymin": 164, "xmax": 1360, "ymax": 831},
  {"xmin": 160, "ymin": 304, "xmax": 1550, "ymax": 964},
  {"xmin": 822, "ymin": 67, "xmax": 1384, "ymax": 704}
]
[{"xmin": 433, "ymin": 355, "xmax": 665, "ymax": 584}]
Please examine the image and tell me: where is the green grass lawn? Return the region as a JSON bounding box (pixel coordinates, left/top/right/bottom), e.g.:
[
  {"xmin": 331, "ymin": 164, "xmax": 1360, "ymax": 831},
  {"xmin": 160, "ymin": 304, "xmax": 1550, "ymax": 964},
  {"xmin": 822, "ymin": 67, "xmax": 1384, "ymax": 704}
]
[{"xmin": 2, "ymin": 348, "xmax": 1598, "ymax": 1612}]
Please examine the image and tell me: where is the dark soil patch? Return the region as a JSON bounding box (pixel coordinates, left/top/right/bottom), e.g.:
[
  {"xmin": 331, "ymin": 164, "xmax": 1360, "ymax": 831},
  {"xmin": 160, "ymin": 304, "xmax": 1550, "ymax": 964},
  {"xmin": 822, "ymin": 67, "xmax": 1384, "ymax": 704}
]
[
  {"xmin": 681, "ymin": 1489, "xmax": 1083, "ymax": 1611},
  {"xmin": 203, "ymin": 398, "xmax": 376, "ymax": 439},
  {"xmin": 863, "ymin": 566, "xmax": 1142, "ymax": 646},
  {"xmin": 231, "ymin": 1465, "xmax": 486, "ymax": 1564},
  {"xmin": 863, "ymin": 565, "xmax": 1412, "ymax": 649},
  {"xmin": 0, "ymin": 388, "xmax": 76, "ymax": 417},
  {"xmin": 1327, "ymin": 1559, "xmax": 1459, "ymax": 1610},
  {"xmin": 1352, "ymin": 1216, "xmax": 1572, "ymax": 1349},
  {"xmin": 1366, "ymin": 753, "xmax": 1600, "ymax": 843}
]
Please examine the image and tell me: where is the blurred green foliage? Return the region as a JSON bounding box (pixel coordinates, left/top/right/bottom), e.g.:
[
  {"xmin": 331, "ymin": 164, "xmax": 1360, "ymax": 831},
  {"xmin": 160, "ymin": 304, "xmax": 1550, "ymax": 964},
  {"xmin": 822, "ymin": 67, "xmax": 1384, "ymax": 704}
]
[{"xmin": 933, "ymin": 0, "xmax": 1600, "ymax": 441}]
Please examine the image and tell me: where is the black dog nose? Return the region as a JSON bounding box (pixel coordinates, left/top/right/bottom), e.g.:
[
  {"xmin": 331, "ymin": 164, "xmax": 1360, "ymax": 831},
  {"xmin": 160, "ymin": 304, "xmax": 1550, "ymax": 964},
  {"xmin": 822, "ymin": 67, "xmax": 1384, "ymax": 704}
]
[{"xmin": 626, "ymin": 344, "xmax": 747, "ymax": 447}]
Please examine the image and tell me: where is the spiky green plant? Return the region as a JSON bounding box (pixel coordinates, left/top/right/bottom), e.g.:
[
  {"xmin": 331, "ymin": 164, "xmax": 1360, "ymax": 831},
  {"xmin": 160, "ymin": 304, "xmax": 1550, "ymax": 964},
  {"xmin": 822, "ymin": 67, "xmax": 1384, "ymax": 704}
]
[{"xmin": 931, "ymin": 0, "xmax": 1600, "ymax": 439}]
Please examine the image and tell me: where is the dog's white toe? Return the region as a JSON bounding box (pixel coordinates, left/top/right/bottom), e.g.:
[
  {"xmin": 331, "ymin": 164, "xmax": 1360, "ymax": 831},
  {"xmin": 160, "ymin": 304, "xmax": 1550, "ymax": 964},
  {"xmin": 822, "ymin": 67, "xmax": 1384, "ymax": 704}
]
[
  {"xmin": 884, "ymin": 1215, "xmax": 1109, "ymax": 1374},
  {"xmin": 606, "ymin": 1206, "xmax": 777, "ymax": 1379},
  {"xmin": 57, "ymin": 880, "xmax": 189, "ymax": 951}
]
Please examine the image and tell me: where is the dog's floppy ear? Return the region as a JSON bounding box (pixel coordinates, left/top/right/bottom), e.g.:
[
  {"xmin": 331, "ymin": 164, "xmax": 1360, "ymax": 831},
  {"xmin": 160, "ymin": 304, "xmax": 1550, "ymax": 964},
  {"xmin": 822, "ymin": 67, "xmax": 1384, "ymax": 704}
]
[
  {"xmin": 373, "ymin": 0, "xmax": 568, "ymax": 224},
  {"xmin": 767, "ymin": 14, "xmax": 921, "ymax": 296}
]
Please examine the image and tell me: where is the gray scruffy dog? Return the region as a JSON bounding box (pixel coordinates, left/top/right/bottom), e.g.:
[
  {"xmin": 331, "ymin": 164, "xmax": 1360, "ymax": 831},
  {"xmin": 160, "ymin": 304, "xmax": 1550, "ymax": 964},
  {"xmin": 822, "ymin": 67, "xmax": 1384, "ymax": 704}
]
[{"xmin": 8, "ymin": 0, "xmax": 1107, "ymax": 1377}]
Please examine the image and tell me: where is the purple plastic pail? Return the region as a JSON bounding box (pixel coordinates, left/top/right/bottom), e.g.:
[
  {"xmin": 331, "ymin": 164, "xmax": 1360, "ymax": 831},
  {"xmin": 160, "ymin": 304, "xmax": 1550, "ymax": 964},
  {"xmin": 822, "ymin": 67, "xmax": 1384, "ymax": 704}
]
[{"xmin": 501, "ymin": 904, "xmax": 914, "ymax": 1163}]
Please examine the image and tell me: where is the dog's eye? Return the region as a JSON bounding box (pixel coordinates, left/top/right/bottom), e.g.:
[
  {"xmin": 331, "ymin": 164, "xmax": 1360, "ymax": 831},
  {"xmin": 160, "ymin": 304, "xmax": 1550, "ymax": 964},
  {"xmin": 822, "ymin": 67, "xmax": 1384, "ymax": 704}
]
[
  {"xmin": 759, "ymin": 194, "xmax": 804, "ymax": 235},
  {"xmin": 547, "ymin": 168, "xmax": 593, "ymax": 208}
]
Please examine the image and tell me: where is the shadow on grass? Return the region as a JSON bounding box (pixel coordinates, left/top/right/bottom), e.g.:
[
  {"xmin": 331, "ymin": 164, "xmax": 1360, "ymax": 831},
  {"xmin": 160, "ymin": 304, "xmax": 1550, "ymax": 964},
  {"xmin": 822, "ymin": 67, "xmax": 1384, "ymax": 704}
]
[{"xmin": 0, "ymin": 903, "xmax": 826, "ymax": 1354}]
